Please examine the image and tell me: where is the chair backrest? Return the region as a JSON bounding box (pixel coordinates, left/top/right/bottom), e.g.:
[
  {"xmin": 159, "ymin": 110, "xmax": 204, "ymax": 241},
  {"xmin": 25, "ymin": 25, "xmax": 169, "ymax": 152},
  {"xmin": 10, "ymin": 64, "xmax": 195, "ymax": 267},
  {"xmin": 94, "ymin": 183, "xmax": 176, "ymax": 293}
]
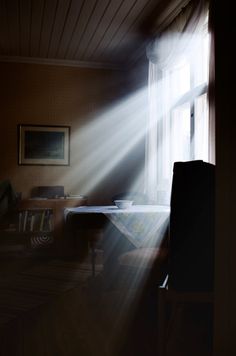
[
  {"xmin": 0, "ymin": 180, "xmax": 17, "ymax": 221},
  {"xmin": 168, "ymin": 160, "xmax": 215, "ymax": 292}
]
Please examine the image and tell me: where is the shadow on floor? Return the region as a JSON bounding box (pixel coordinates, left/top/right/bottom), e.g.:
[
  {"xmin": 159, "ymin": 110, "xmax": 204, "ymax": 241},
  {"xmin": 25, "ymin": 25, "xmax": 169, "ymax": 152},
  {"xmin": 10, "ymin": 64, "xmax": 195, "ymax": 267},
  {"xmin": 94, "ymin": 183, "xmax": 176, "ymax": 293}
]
[{"xmin": 0, "ymin": 255, "xmax": 213, "ymax": 356}]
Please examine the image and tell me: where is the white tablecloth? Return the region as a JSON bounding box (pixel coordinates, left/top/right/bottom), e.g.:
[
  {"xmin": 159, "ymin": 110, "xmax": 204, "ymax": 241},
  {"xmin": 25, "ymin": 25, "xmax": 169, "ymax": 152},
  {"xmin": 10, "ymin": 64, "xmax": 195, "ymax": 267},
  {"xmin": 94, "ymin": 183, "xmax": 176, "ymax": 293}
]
[{"xmin": 65, "ymin": 205, "xmax": 170, "ymax": 248}]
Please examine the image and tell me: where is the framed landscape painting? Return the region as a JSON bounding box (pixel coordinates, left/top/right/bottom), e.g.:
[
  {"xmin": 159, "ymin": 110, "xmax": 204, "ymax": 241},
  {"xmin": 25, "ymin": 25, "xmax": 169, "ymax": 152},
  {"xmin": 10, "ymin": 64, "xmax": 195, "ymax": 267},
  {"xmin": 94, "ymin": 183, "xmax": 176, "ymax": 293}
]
[{"xmin": 18, "ymin": 125, "xmax": 70, "ymax": 166}]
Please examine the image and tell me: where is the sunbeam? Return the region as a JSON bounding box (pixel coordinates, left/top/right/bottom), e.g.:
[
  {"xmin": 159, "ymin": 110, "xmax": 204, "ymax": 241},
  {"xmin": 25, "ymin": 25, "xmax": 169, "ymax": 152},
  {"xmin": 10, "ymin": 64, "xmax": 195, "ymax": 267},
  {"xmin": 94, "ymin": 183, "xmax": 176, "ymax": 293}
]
[{"xmin": 64, "ymin": 86, "xmax": 148, "ymax": 197}]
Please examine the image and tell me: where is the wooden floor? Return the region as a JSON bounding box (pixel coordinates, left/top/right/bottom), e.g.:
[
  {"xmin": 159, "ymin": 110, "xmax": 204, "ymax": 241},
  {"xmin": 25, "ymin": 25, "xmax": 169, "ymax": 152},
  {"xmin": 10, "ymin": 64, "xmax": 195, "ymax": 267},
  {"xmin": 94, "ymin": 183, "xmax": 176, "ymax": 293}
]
[
  {"xmin": 0, "ymin": 251, "xmax": 213, "ymax": 356},
  {"xmin": 0, "ymin": 252, "xmax": 159, "ymax": 356}
]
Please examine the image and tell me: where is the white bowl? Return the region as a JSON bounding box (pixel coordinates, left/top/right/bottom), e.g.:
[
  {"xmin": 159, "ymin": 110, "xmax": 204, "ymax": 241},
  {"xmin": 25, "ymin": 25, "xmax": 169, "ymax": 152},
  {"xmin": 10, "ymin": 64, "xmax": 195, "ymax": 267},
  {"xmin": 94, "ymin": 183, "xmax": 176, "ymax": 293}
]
[{"xmin": 114, "ymin": 200, "xmax": 133, "ymax": 209}]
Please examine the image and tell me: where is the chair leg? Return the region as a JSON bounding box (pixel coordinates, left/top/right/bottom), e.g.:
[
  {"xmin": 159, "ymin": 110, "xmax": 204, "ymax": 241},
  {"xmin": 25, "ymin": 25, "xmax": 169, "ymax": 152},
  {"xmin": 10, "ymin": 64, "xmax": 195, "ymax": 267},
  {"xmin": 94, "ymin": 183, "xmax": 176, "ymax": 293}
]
[
  {"xmin": 158, "ymin": 286, "xmax": 168, "ymax": 356},
  {"xmin": 90, "ymin": 243, "xmax": 96, "ymax": 277}
]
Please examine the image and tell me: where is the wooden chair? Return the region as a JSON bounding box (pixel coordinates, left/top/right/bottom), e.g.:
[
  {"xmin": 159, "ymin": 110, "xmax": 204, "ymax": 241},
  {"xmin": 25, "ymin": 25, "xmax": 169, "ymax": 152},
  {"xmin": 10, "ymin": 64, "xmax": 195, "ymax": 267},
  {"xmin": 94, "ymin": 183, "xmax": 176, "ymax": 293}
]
[{"xmin": 158, "ymin": 160, "xmax": 215, "ymax": 356}]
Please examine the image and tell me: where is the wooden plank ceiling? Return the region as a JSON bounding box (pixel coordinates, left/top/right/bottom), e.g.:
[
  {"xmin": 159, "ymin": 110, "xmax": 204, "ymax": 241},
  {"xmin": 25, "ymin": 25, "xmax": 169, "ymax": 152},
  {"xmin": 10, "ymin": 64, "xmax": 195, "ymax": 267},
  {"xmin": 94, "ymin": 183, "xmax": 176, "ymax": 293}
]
[{"xmin": 0, "ymin": 0, "xmax": 186, "ymax": 69}]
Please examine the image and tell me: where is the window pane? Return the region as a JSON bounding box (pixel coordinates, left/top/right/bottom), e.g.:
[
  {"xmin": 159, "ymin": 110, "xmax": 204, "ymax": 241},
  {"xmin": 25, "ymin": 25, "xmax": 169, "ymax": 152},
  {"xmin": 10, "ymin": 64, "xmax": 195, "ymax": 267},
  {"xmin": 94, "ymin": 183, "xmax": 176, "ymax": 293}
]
[
  {"xmin": 192, "ymin": 25, "xmax": 209, "ymax": 87},
  {"xmin": 170, "ymin": 59, "xmax": 190, "ymax": 102},
  {"xmin": 171, "ymin": 103, "xmax": 191, "ymax": 168},
  {"xmin": 194, "ymin": 93, "xmax": 208, "ymax": 160}
]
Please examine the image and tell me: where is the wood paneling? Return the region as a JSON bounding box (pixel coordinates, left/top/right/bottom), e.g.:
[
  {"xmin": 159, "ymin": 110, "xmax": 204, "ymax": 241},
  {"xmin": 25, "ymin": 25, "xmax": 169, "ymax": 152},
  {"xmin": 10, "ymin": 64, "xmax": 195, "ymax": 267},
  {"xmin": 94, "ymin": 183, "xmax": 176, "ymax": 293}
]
[{"xmin": 0, "ymin": 0, "xmax": 185, "ymax": 68}]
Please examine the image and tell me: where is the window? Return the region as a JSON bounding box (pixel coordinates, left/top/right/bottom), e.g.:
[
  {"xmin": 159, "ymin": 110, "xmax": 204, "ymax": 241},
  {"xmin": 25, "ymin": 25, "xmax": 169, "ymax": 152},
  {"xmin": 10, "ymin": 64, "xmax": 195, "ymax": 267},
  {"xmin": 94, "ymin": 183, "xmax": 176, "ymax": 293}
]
[
  {"xmin": 162, "ymin": 20, "xmax": 209, "ymax": 184},
  {"xmin": 145, "ymin": 2, "xmax": 210, "ymax": 204}
]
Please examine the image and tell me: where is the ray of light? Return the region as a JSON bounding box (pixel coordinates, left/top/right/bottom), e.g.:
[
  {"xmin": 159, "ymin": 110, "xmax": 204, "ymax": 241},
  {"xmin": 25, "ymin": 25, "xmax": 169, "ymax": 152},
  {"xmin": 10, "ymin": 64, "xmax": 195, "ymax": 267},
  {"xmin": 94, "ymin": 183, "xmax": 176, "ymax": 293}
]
[{"xmin": 63, "ymin": 86, "xmax": 149, "ymax": 196}]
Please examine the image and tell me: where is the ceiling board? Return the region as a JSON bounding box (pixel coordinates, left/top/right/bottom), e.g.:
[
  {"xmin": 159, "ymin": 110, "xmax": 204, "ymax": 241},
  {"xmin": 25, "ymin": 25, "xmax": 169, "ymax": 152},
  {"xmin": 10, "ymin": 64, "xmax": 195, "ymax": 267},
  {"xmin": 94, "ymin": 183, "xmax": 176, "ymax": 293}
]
[
  {"xmin": 56, "ymin": 0, "xmax": 85, "ymax": 58},
  {"xmin": 5, "ymin": 0, "xmax": 20, "ymax": 55},
  {"xmin": 39, "ymin": 0, "xmax": 58, "ymax": 57},
  {"xmin": 47, "ymin": 0, "xmax": 71, "ymax": 58},
  {"xmin": 0, "ymin": 0, "xmax": 8, "ymax": 54},
  {"xmin": 73, "ymin": 0, "xmax": 111, "ymax": 60},
  {"xmin": 81, "ymin": 0, "xmax": 125, "ymax": 62},
  {"xmin": 30, "ymin": 0, "xmax": 45, "ymax": 57},
  {"xmin": 0, "ymin": 0, "xmax": 186, "ymax": 69},
  {"xmin": 19, "ymin": 0, "xmax": 32, "ymax": 56}
]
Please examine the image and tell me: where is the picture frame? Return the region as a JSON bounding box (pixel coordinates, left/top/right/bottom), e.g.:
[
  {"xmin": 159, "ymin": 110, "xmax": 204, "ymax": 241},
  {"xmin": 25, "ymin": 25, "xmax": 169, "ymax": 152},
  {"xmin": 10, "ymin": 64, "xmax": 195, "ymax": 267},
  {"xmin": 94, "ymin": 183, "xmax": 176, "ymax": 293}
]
[{"xmin": 18, "ymin": 124, "xmax": 70, "ymax": 166}]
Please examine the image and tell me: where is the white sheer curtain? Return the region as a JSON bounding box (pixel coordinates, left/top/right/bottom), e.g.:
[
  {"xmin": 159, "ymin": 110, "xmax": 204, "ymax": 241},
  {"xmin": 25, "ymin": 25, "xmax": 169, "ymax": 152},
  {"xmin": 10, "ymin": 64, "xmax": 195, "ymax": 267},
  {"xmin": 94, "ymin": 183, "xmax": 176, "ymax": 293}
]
[{"xmin": 145, "ymin": 0, "xmax": 210, "ymax": 204}]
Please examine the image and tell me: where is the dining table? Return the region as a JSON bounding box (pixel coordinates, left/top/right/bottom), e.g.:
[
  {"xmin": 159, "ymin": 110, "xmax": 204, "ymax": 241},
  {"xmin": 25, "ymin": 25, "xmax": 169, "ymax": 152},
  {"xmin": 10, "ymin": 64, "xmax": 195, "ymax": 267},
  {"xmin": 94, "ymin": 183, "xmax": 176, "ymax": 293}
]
[{"xmin": 64, "ymin": 204, "xmax": 170, "ymax": 275}]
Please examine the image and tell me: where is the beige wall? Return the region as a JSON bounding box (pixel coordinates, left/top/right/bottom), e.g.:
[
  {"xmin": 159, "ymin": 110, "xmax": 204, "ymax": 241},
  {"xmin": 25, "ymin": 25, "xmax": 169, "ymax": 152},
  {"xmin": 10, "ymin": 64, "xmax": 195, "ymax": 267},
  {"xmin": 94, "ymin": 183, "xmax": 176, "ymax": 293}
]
[{"xmin": 0, "ymin": 62, "xmax": 147, "ymax": 204}]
